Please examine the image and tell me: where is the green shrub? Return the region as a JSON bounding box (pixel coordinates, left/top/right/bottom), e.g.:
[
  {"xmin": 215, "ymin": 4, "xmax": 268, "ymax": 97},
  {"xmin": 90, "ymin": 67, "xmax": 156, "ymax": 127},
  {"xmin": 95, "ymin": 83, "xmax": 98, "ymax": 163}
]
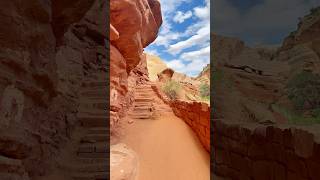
[
  {"xmin": 199, "ymin": 83, "xmax": 210, "ymax": 99},
  {"xmin": 272, "ymin": 104, "xmax": 320, "ymax": 125},
  {"xmin": 287, "ymin": 71, "xmax": 320, "ymax": 110},
  {"xmin": 161, "ymin": 80, "xmax": 180, "ymax": 100}
]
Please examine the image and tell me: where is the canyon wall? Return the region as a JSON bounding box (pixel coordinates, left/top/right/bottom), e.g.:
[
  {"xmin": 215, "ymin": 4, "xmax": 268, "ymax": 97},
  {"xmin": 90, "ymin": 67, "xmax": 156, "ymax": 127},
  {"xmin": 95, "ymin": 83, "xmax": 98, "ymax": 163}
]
[
  {"xmin": 212, "ymin": 7, "xmax": 320, "ymax": 180},
  {"xmin": 152, "ymin": 85, "xmax": 210, "ymax": 152},
  {"xmin": 109, "ymin": 0, "xmax": 162, "ymax": 137},
  {"xmin": 0, "ymin": 0, "xmax": 107, "ymax": 178},
  {"xmin": 213, "ymin": 120, "xmax": 320, "ymax": 180}
]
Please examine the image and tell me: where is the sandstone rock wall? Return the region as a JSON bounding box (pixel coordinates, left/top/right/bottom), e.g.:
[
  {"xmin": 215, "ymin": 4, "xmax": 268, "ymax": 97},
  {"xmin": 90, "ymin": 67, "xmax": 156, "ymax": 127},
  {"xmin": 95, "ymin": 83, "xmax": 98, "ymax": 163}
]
[
  {"xmin": 213, "ymin": 119, "xmax": 320, "ymax": 180},
  {"xmin": 152, "ymin": 85, "xmax": 210, "ymax": 152},
  {"xmin": 109, "ymin": 0, "xmax": 162, "ymax": 137},
  {"xmin": 171, "ymin": 101, "xmax": 210, "ymax": 152},
  {"xmin": 0, "ymin": 0, "xmax": 107, "ymax": 178}
]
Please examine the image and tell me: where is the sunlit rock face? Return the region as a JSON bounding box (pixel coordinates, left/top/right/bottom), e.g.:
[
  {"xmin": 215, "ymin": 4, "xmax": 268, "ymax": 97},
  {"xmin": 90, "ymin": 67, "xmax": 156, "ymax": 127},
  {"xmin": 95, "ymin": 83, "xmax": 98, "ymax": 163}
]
[{"xmin": 110, "ymin": 0, "xmax": 162, "ymax": 73}]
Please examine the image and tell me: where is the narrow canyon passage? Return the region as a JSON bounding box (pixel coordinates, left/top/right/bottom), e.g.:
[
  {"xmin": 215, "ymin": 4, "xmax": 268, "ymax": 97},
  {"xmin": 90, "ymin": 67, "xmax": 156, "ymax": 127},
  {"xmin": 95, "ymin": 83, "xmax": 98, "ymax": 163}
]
[{"xmin": 120, "ymin": 83, "xmax": 210, "ymax": 180}]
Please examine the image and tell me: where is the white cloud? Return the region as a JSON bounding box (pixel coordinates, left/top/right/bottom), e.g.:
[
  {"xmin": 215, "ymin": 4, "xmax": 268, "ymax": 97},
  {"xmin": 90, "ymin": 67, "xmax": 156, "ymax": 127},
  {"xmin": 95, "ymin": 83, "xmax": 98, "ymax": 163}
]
[
  {"xmin": 166, "ymin": 58, "xmax": 209, "ymax": 77},
  {"xmin": 180, "ymin": 46, "xmax": 210, "ymax": 62},
  {"xmin": 149, "ymin": 0, "xmax": 210, "ymax": 77},
  {"xmin": 165, "ymin": 46, "xmax": 210, "ymax": 77},
  {"xmin": 173, "ymin": 11, "xmax": 193, "ymax": 23},
  {"xmin": 145, "ymin": 48, "xmax": 160, "ymax": 56},
  {"xmin": 167, "ymin": 24, "xmax": 210, "ymax": 55},
  {"xmin": 159, "ymin": 0, "xmax": 191, "ymax": 14},
  {"xmin": 194, "ymin": 3, "xmax": 210, "ymax": 20},
  {"xmin": 166, "ymin": 59, "xmax": 186, "ymax": 71}
]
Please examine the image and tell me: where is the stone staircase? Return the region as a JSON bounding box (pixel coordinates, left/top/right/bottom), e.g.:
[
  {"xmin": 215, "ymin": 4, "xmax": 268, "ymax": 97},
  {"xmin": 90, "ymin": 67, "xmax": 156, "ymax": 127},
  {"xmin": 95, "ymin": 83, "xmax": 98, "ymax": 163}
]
[
  {"xmin": 128, "ymin": 84, "xmax": 155, "ymax": 120},
  {"xmin": 57, "ymin": 73, "xmax": 109, "ymax": 180},
  {"xmin": 0, "ymin": 155, "xmax": 29, "ymax": 180}
]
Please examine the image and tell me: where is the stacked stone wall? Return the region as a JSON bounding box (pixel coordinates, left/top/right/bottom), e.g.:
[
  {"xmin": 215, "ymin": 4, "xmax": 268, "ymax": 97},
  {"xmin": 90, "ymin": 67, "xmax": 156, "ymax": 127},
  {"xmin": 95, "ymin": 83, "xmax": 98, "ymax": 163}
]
[{"xmin": 213, "ymin": 119, "xmax": 320, "ymax": 180}]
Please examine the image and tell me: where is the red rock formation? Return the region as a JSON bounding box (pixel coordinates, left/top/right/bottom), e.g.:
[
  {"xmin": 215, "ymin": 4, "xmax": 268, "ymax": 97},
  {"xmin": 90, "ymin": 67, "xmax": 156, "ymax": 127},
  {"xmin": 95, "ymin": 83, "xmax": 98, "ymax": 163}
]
[
  {"xmin": 109, "ymin": 0, "xmax": 162, "ymax": 138},
  {"xmin": 110, "ymin": 0, "xmax": 162, "ymax": 73},
  {"xmin": 157, "ymin": 68, "xmax": 175, "ymax": 82},
  {"xmin": 0, "ymin": 0, "xmax": 107, "ymax": 178}
]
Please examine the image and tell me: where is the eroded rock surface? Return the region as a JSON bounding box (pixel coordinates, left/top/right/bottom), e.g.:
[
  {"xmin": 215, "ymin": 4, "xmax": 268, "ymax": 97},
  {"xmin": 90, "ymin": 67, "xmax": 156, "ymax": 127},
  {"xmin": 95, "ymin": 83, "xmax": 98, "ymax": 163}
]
[
  {"xmin": 110, "ymin": 143, "xmax": 139, "ymax": 180},
  {"xmin": 0, "ymin": 0, "xmax": 107, "ymax": 178},
  {"xmin": 109, "ymin": 0, "xmax": 162, "ymax": 136}
]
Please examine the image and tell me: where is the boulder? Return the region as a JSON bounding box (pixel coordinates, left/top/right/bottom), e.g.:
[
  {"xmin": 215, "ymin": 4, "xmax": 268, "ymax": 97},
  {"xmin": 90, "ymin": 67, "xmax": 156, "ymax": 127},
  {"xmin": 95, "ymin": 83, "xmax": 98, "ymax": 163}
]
[{"xmin": 110, "ymin": 143, "xmax": 139, "ymax": 180}]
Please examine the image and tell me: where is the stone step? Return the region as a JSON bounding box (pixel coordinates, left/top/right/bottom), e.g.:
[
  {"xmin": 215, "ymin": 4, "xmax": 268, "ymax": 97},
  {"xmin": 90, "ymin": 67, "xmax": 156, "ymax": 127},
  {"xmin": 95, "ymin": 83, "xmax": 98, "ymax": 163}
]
[
  {"xmin": 135, "ymin": 90, "xmax": 153, "ymax": 93},
  {"xmin": 135, "ymin": 89, "xmax": 153, "ymax": 92},
  {"xmin": 81, "ymin": 134, "xmax": 108, "ymax": 143},
  {"xmin": 0, "ymin": 173, "xmax": 26, "ymax": 180},
  {"xmin": 60, "ymin": 163, "xmax": 108, "ymax": 173},
  {"xmin": 78, "ymin": 143, "xmax": 108, "ymax": 153},
  {"xmin": 77, "ymin": 110, "xmax": 108, "ymax": 117},
  {"xmin": 134, "ymin": 96, "xmax": 153, "ymax": 99},
  {"xmin": 78, "ymin": 115, "xmax": 108, "ymax": 127},
  {"xmin": 136, "ymin": 85, "xmax": 152, "ymax": 88},
  {"xmin": 77, "ymin": 152, "xmax": 108, "ymax": 158},
  {"xmin": 87, "ymin": 127, "xmax": 109, "ymax": 135},
  {"xmin": 82, "ymin": 81, "xmax": 108, "ymax": 88},
  {"xmin": 134, "ymin": 98, "xmax": 153, "ymax": 102},
  {"xmin": 79, "ymin": 99, "xmax": 108, "ymax": 110},
  {"xmin": 71, "ymin": 172, "xmax": 108, "ymax": 180},
  {"xmin": 79, "ymin": 90, "xmax": 108, "ymax": 98},
  {"xmin": 134, "ymin": 103, "xmax": 152, "ymax": 107},
  {"xmin": 129, "ymin": 114, "xmax": 152, "ymax": 119},
  {"xmin": 135, "ymin": 93, "xmax": 153, "ymax": 97},
  {"xmin": 0, "ymin": 155, "xmax": 22, "ymax": 167},
  {"xmin": 0, "ymin": 156, "xmax": 27, "ymax": 180},
  {"xmin": 133, "ymin": 106, "xmax": 153, "ymax": 111},
  {"xmin": 77, "ymin": 158, "xmax": 109, "ymax": 164}
]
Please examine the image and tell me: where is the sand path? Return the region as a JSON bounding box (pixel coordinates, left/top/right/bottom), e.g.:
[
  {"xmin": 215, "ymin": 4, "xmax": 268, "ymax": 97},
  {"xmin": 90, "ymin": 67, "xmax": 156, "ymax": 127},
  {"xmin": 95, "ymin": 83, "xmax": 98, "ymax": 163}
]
[{"xmin": 120, "ymin": 83, "xmax": 210, "ymax": 180}]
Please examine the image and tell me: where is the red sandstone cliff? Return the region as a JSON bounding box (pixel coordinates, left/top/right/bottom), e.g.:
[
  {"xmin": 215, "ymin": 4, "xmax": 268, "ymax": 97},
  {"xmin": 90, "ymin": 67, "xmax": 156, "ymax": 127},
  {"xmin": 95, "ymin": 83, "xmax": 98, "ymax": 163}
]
[{"xmin": 109, "ymin": 0, "xmax": 162, "ymax": 137}]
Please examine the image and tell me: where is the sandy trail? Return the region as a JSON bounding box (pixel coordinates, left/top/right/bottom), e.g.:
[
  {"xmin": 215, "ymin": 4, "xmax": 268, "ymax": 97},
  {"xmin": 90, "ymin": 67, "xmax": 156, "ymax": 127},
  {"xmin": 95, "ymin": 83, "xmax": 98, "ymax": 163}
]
[{"xmin": 120, "ymin": 84, "xmax": 210, "ymax": 180}]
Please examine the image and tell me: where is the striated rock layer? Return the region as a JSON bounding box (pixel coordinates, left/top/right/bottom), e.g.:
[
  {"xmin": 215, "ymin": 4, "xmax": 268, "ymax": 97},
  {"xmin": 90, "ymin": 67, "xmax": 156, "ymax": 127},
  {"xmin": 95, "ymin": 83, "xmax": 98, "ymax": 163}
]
[
  {"xmin": 109, "ymin": 0, "xmax": 162, "ymax": 137},
  {"xmin": 0, "ymin": 0, "xmax": 107, "ymax": 178}
]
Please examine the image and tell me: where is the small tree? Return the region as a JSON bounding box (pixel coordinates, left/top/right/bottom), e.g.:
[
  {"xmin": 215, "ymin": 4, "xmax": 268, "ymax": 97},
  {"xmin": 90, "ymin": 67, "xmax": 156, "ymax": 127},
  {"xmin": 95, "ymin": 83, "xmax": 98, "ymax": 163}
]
[{"xmin": 287, "ymin": 71, "xmax": 320, "ymax": 110}]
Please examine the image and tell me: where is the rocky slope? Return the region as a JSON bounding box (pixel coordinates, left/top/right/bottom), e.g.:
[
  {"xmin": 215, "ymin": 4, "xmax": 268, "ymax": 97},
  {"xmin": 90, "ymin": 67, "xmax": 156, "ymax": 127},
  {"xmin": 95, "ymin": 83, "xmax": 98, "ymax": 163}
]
[
  {"xmin": 212, "ymin": 7, "xmax": 320, "ymax": 124},
  {"xmin": 145, "ymin": 53, "xmax": 168, "ymax": 81},
  {"xmin": 146, "ymin": 54, "xmax": 210, "ymax": 103},
  {"xmin": 196, "ymin": 64, "xmax": 210, "ymax": 84}
]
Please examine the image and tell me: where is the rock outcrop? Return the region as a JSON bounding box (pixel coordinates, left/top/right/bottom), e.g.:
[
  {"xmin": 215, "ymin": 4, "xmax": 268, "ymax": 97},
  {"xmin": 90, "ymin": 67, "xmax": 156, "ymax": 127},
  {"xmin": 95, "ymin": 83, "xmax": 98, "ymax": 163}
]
[
  {"xmin": 146, "ymin": 53, "xmax": 168, "ymax": 81},
  {"xmin": 157, "ymin": 68, "xmax": 174, "ymax": 82},
  {"xmin": 212, "ymin": 7, "xmax": 320, "ymax": 180},
  {"xmin": 110, "ymin": 143, "xmax": 139, "ymax": 180},
  {"xmin": 109, "ymin": 0, "xmax": 162, "ymax": 136},
  {"xmin": 212, "ymin": 7, "xmax": 320, "ymax": 123}
]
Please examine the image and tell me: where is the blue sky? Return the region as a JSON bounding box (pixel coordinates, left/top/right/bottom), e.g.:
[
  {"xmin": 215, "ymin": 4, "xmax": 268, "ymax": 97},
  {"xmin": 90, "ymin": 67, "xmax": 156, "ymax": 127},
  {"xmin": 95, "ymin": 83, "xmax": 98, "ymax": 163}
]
[
  {"xmin": 213, "ymin": 0, "xmax": 320, "ymax": 46},
  {"xmin": 145, "ymin": 0, "xmax": 210, "ymax": 77}
]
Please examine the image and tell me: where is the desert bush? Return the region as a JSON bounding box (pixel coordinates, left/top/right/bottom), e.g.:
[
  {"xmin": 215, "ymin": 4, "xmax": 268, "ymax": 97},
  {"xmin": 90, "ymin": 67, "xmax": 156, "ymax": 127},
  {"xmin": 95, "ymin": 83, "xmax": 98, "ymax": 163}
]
[
  {"xmin": 161, "ymin": 80, "xmax": 180, "ymax": 100},
  {"xmin": 199, "ymin": 83, "xmax": 210, "ymax": 100},
  {"xmin": 272, "ymin": 104, "xmax": 320, "ymax": 125},
  {"xmin": 287, "ymin": 71, "xmax": 320, "ymax": 110}
]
